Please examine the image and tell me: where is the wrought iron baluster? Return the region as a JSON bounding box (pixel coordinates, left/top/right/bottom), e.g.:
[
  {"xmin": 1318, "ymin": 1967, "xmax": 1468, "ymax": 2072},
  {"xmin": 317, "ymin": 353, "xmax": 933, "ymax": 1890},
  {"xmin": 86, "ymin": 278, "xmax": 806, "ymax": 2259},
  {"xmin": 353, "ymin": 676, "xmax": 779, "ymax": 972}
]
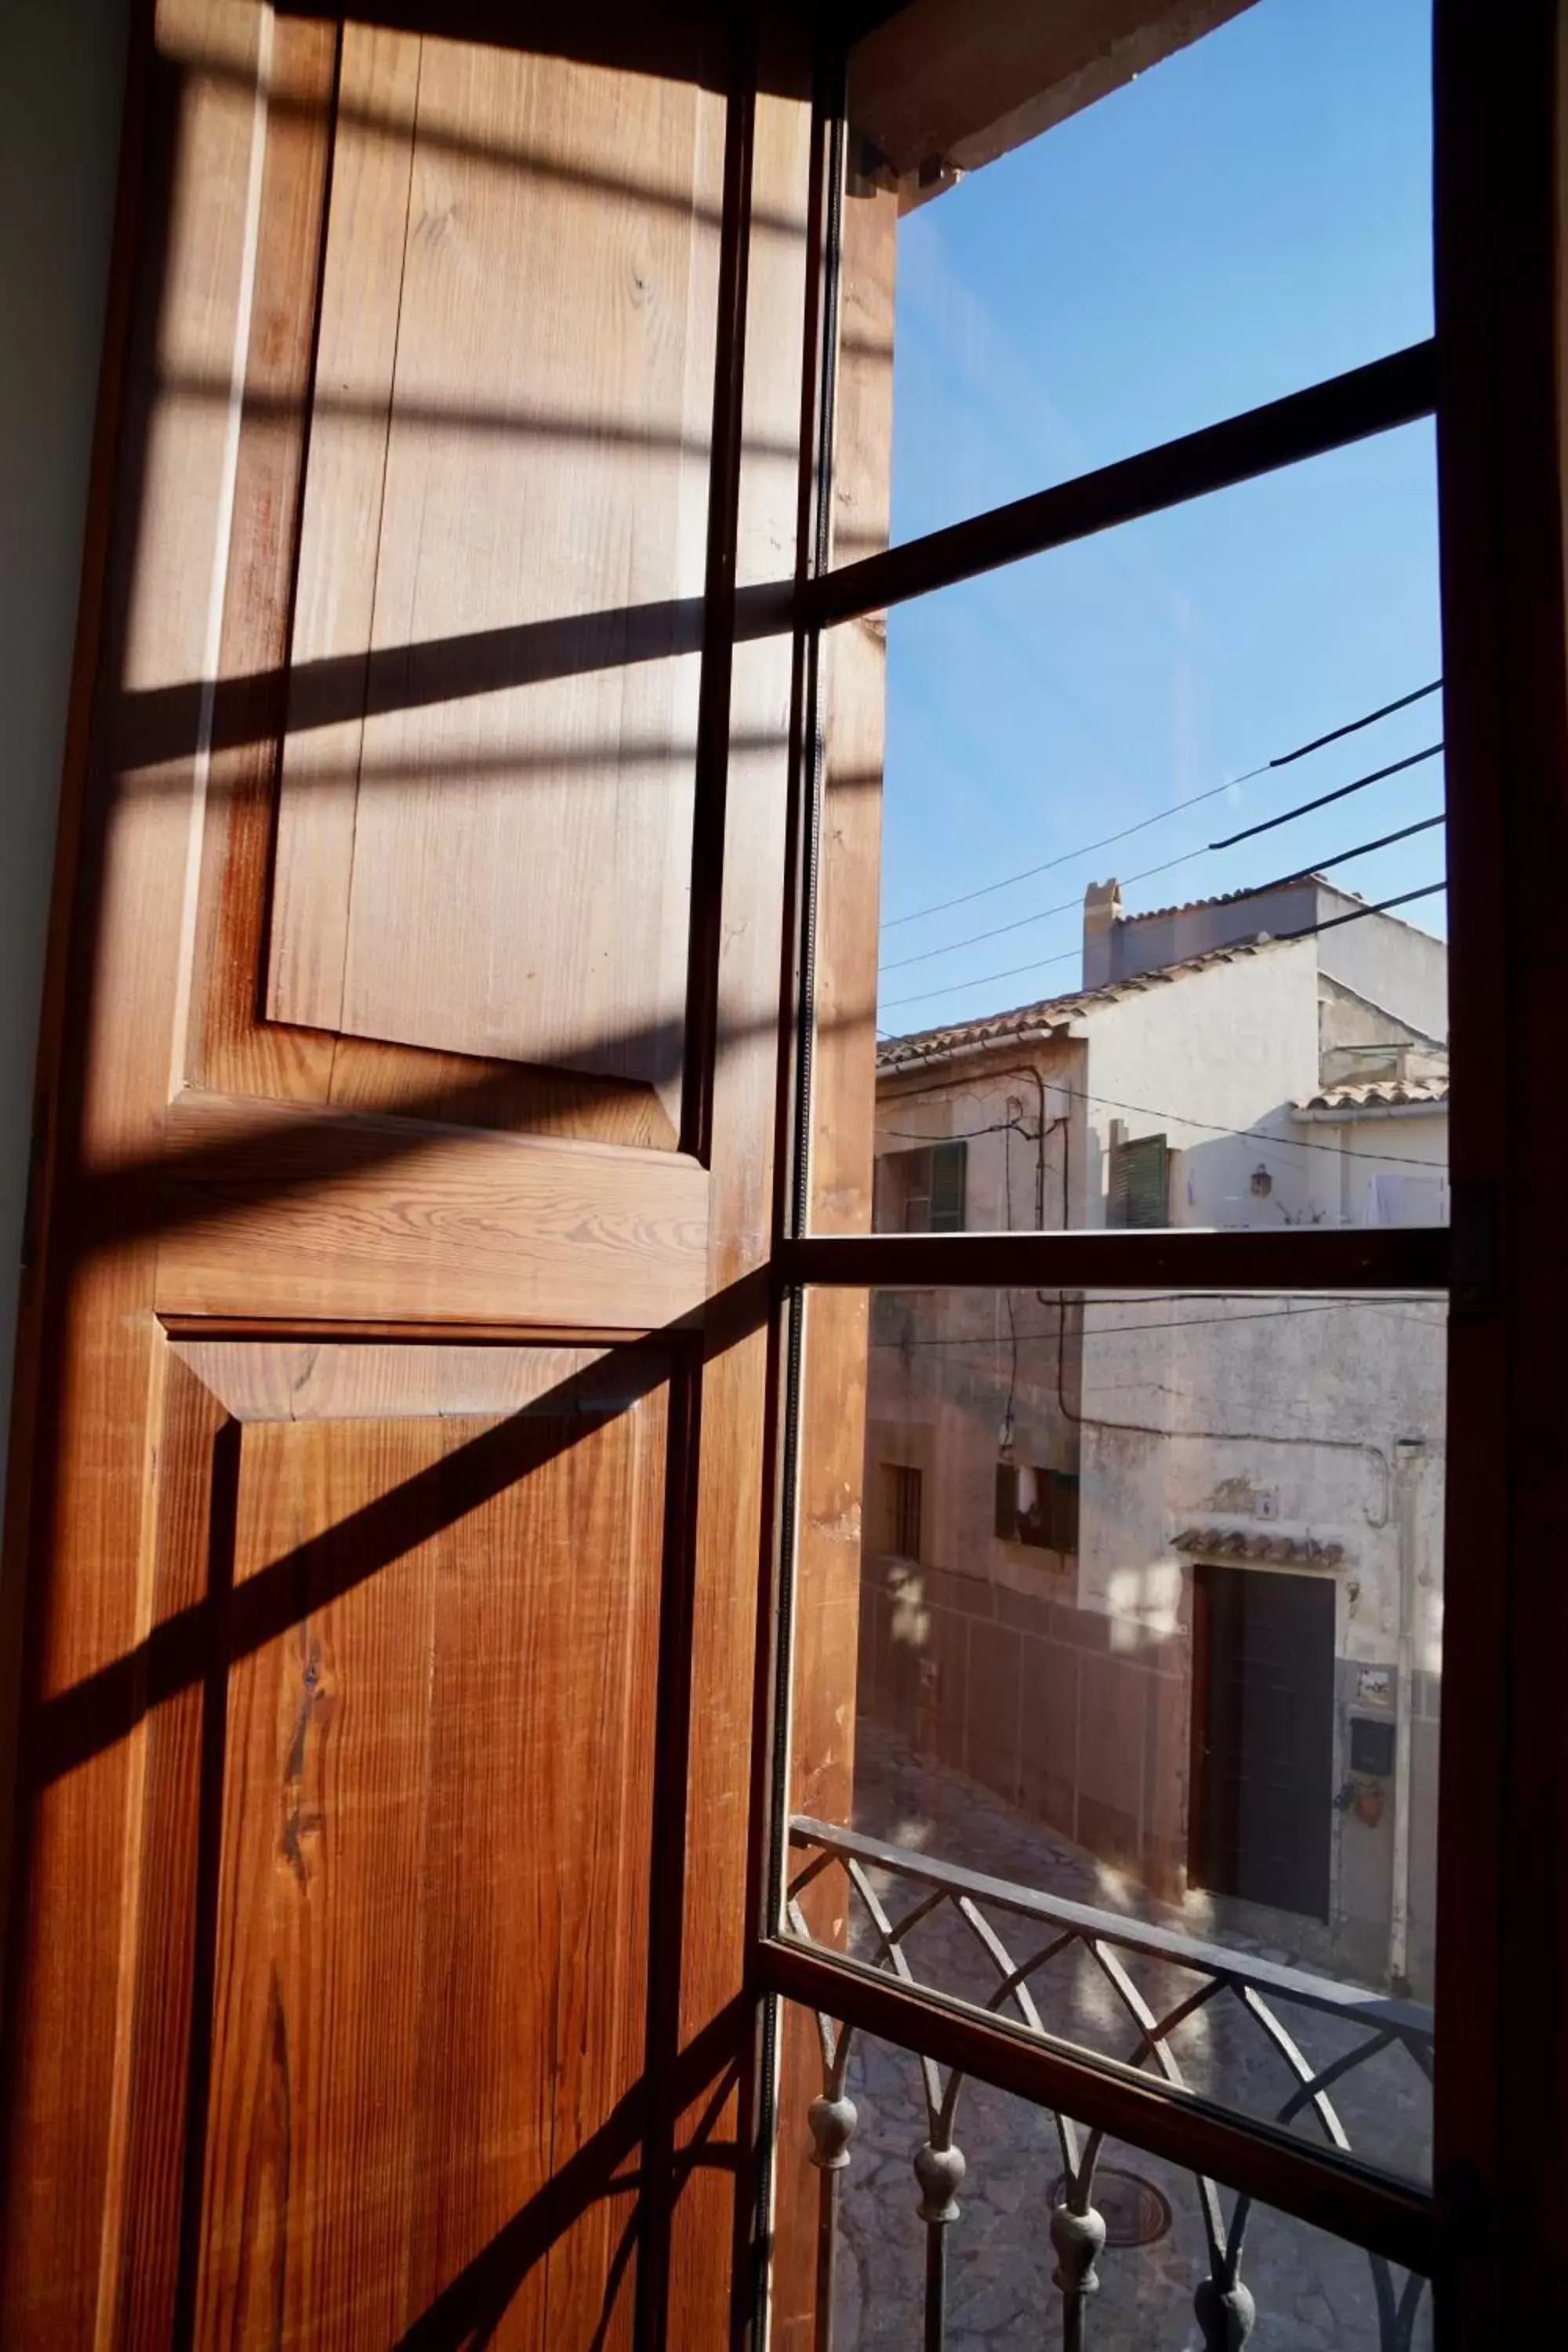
[
  {"xmin": 786, "ymin": 1820, "xmax": 1436, "ymax": 2350},
  {"xmin": 791, "ymin": 1898, "xmax": 859, "ymax": 2352},
  {"xmin": 806, "ymin": 2066, "xmax": 858, "ymax": 2352},
  {"xmin": 913, "ymin": 2132, "xmax": 964, "ymax": 2352}
]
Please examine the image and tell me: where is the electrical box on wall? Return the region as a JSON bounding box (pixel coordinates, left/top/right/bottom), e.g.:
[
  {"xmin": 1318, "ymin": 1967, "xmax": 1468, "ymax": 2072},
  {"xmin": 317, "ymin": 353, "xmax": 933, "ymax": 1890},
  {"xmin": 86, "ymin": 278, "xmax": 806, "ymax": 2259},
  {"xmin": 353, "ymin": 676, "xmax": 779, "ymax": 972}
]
[{"xmin": 1350, "ymin": 1716, "xmax": 1396, "ymax": 1777}]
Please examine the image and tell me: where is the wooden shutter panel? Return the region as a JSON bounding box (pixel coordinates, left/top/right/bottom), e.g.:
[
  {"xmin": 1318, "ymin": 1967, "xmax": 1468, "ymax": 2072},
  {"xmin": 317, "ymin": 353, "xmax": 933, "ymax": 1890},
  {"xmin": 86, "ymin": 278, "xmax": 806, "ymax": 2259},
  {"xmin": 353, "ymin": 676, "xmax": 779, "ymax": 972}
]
[{"xmin": 1110, "ymin": 1132, "xmax": 1169, "ymax": 1228}]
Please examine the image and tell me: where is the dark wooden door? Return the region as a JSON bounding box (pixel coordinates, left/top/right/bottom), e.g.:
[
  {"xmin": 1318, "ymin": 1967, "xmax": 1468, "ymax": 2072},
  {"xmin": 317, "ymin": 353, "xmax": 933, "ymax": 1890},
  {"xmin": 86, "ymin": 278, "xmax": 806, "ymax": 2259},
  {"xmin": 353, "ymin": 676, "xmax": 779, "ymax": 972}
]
[
  {"xmin": 0, "ymin": 6, "xmax": 813, "ymax": 2343},
  {"xmin": 1191, "ymin": 1564, "xmax": 1335, "ymax": 1921}
]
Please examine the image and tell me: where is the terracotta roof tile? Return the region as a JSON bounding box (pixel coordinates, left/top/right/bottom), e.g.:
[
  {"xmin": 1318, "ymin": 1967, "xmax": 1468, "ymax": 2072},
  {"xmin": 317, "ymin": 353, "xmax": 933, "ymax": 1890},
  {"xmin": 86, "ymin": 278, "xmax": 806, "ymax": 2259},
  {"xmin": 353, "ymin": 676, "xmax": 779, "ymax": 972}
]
[
  {"xmin": 1173, "ymin": 1526, "xmax": 1347, "ymax": 1566},
  {"xmin": 877, "ymin": 938, "xmax": 1283, "ymax": 1073},
  {"xmin": 1292, "ymin": 1076, "xmax": 1450, "ymax": 1113}
]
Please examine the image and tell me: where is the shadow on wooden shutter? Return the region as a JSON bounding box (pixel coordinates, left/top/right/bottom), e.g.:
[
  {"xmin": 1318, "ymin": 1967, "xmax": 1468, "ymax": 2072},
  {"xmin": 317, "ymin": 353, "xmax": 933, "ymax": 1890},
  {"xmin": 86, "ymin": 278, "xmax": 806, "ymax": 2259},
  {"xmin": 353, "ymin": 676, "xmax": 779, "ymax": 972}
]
[{"xmin": 1109, "ymin": 1132, "xmax": 1169, "ymax": 1229}]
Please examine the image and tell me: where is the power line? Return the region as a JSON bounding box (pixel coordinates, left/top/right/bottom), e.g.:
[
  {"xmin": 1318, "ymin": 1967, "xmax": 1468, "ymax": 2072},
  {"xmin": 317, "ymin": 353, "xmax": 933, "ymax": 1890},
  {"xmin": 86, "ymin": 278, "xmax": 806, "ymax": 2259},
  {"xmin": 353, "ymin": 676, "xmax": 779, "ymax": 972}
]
[
  {"xmin": 878, "ymin": 762, "xmax": 1268, "ymax": 935},
  {"xmin": 1208, "ymin": 742, "xmax": 1442, "ymax": 851},
  {"xmin": 1250, "ymin": 809, "xmax": 1446, "ymax": 895},
  {"xmin": 880, "ymin": 873, "xmax": 1447, "ymax": 1013},
  {"xmin": 869, "ymin": 1298, "xmax": 1442, "ymax": 1348},
  {"xmin": 875, "ymin": 1076, "xmax": 1450, "ymax": 1173},
  {"xmin": 880, "ymin": 770, "xmax": 1444, "ymax": 978},
  {"xmin": 1265, "ymin": 677, "xmax": 1442, "ymax": 768},
  {"xmin": 881, "ymin": 942, "xmax": 1080, "ymax": 1008},
  {"xmin": 881, "ymin": 843, "xmax": 1201, "ymax": 975},
  {"xmin": 1278, "ymin": 880, "xmax": 1445, "ymax": 938},
  {"xmin": 928, "ymin": 1290, "xmax": 1443, "ymax": 1307},
  {"xmin": 1055, "ymin": 1080, "xmax": 1446, "ymax": 1167},
  {"xmin": 878, "ymin": 681, "xmax": 1443, "ymax": 935}
]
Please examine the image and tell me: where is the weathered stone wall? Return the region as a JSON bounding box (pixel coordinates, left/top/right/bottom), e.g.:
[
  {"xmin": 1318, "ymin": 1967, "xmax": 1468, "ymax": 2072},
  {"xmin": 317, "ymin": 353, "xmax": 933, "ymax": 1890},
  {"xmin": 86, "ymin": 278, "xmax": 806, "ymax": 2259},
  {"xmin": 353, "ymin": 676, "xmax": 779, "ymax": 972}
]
[{"xmin": 855, "ymin": 1552, "xmax": 1190, "ymax": 1901}]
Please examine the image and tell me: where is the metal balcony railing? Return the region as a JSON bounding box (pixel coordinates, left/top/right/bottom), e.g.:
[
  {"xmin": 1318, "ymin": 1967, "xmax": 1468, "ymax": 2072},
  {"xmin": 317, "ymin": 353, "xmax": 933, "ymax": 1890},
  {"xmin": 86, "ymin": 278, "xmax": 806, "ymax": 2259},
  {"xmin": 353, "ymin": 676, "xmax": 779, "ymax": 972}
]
[{"xmin": 786, "ymin": 1817, "xmax": 1435, "ymax": 2352}]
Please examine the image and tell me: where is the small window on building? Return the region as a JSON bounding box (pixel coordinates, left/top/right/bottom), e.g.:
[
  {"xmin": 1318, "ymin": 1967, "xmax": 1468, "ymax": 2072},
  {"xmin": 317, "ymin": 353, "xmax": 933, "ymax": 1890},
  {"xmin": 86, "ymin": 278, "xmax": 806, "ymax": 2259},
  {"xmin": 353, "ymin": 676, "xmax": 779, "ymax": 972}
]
[
  {"xmin": 875, "ymin": 1139, "xmax": 967, "ymax": 1232},
  {"xmin": 1049, "ymin": 1472, "xmax": 1080, "ymax": 1555},
  {"xmin": 1109, "ymin": 1129, "xmax": 1170, "ymax": 1229},
  {"xmin": 994, "ymin": 1464, "xmax": 1079, "ymax": 1555},
  {"xmin": 882, "ymin": 1463, "xmax": 923, "ymax": 1560}
]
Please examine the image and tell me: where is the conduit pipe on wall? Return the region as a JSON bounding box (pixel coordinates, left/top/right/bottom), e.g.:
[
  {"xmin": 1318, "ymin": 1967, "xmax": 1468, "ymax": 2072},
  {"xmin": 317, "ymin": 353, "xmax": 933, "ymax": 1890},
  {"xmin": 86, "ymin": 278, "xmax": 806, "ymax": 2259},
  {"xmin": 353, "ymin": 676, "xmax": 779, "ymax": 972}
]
[{"xmin": 1388, "ymin": 1438, "xmax": 1425, "ymax": 1992}]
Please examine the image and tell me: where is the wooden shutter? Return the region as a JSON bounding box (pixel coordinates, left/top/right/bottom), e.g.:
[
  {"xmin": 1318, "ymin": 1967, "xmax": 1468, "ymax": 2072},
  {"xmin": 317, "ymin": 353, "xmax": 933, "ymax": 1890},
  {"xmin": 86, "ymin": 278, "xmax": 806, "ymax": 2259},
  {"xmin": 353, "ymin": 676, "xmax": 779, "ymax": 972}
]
[
  {"xmin": 0, "ymin": 6, "xmax": 815, "ymax": 2343},
  {"xmin": 1109, "ymin": 1131, "xmax": 1170, "ymax": 1228}
]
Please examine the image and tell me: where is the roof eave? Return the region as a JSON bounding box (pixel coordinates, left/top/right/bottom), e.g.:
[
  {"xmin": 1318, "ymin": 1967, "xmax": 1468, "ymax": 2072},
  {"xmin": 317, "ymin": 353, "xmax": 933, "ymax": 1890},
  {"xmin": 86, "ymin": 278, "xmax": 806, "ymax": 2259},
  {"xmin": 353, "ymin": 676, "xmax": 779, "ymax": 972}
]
[{"xmin": 1290, "ymin": 1098, "xmax": 1450, "ymax": 1123}]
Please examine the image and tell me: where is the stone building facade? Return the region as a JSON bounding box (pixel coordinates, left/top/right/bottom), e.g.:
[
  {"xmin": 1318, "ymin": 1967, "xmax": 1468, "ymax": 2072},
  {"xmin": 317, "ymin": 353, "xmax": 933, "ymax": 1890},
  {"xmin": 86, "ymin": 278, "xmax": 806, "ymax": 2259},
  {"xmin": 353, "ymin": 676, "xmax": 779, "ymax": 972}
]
[{"xmin": 860, "ymin": 877, "xmax": 1447, "ymax": 1993}]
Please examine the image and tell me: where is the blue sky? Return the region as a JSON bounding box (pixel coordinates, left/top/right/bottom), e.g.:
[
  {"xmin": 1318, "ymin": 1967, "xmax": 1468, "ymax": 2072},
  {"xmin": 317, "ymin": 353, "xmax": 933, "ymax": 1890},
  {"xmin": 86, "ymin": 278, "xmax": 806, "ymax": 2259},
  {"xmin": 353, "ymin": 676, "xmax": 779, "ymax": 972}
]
[{"xmin": 873, "ymin": 0, "xmax": 1442, "ymax": 1032}]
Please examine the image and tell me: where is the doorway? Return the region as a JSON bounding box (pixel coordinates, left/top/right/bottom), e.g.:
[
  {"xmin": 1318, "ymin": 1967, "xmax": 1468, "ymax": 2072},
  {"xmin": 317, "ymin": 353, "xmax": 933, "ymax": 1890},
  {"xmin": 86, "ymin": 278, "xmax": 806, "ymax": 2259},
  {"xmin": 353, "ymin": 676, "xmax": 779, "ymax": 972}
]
[{"xmin": 1190, "ymin": 1563, "xmax": 1336, "ymax": 1921}]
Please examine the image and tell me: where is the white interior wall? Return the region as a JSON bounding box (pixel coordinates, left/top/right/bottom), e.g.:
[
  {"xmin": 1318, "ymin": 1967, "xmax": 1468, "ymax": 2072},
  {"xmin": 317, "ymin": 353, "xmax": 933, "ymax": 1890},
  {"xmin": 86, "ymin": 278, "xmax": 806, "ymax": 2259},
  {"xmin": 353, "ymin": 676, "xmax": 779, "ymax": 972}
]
[{"xmin": 0, "ymin": 0, "xmax": 130, "ymax": 1513}]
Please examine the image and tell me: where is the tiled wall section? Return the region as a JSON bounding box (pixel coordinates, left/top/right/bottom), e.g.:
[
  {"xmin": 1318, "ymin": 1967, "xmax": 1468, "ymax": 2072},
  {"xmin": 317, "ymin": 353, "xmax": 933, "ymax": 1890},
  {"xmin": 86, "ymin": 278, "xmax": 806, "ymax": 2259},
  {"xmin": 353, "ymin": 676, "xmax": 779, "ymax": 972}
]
[
  {"xmin": 856, "ymin": 1552, "xmax": 1190, "ymax": 1901},
  {"xmin": 855, "ymin": 1553, "xmax": 1441, "ymax": 1996}
]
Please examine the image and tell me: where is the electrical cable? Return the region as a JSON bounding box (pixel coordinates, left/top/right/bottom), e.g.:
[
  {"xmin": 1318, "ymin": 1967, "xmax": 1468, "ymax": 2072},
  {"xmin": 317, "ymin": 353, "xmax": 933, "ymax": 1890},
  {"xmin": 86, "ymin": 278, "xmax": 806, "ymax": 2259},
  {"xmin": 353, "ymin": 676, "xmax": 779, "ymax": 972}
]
[
  {"xmin": 880, "ymin": 873, "xmax": 1446, "ymax": 1012},
  {"xmin": 1265, "ymin": 677, "xmax": 1442, "ymax": 767},
  {"xmin": 869, "ymin": 1298, "xmax": 1443, "ymax": 1348},
  {"xmin": 1208, "ymin": 743, "xmax": 1441, "ymax": 851},
  {"xmin": 877, "ymin": 1076, "xmax": 1450, "ymax": 1171},
  {"xmin": 882, "ymin": 751, "xmax": 1445, "ymax": 977},
  {"xmin": 878, "ymin": 680, "xmax": 1443, "ymax": 935},
  {"xmin": 1249, "ymin": 809, "xmax": 1445, "ymax": 895}
]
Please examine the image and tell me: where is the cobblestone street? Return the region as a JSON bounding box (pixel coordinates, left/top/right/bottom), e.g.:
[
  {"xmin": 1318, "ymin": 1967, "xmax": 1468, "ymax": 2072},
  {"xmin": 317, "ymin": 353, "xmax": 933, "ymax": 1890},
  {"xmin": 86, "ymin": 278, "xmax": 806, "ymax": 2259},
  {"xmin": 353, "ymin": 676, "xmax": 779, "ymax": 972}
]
[{"xmin": 818, "ymin": 1721, "xmax": 1432, "ymax": 2350}]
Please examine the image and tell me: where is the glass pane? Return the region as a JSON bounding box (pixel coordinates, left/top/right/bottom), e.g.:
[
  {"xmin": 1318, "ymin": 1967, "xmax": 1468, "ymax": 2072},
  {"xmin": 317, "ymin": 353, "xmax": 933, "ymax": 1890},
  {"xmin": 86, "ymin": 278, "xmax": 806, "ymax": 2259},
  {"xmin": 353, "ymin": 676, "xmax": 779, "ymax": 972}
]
[
  {"xmin": 840, "ymin": 0, "xmax": 1432, "ymax": 554},
  {"xmin": 772, "ymin": 2009, "xmax": 1432, "ymax": 2349},
  {"xmin": 811, "ymin": 426, "xmax": 1446, "ymax": 1236},
  {"xmin": 782, "ymin": 1290, "xmax": 1443, "ymax": 2183}
]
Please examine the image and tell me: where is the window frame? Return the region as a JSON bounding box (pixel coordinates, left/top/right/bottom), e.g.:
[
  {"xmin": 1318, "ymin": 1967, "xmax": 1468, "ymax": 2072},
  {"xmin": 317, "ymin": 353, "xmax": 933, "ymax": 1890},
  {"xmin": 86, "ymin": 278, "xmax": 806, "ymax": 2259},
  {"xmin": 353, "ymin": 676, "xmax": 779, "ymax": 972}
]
[{"xmin": 746, "ymin": 2, "xmax": 1568, "ymax": 2340}]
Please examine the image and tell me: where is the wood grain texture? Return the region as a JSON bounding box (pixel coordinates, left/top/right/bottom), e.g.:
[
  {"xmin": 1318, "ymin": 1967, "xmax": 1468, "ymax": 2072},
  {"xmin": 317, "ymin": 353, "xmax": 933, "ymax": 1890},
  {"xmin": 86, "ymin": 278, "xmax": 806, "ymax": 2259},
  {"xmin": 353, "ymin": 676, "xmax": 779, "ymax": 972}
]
[
  {"xmin": 260, "ymin": 21, "xmax": 419, "ymax": 1048},
  {"xmin": 169, "ymin": 1338, "xmax": 618, "ymax": 1421},
  {"xmin": 322, "ymin": 1035, "xmax": 677, "ymax": 1152},
  {"xmin": 666, "ymin": 63, "xmax": 815, "ymax": 2347},
  {"xmin": 187, "ymin": 1367, "xmax": 666, "ymax": 2345},
  {"xmin": 154, "ymin": 1089, "xmax": 710, "ymax": 1328},
  {"xmin": 772, "ymin": 174, "xmax": 898, "ymax": 2352},
  {"xmin": 1, "ymin": 6, "xmax": 804, "ymax": 2345},
  {"xmin": 0, "ymin": 10, "xmax": 276, "ymax": 2337},
  {"xmin": 107, "ymin": 1352, "xmax": 230, "ymax": 2347},
  {"xmin": 848, "ymin": 0, "xmax": 1257, "ymax": 183},
  {"xmin": 185, "ymin": 18, "xmax": 674, "ymax": 1149},
  {"xmin": 184, "ymin": 9, "xmax": 340, "ymax": 1111},
  {"xmin": 267, "ymin": 35, "xmax": 728, "ymax": 1123}
]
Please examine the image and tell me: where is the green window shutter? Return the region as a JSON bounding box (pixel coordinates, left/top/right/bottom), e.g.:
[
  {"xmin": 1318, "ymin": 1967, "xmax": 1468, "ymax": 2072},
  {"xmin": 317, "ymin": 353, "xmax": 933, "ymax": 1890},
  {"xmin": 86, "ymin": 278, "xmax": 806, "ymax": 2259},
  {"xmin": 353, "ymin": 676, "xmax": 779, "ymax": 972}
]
[
  {"xmin": 929, "ymin": 1138, "xmax": 967, "ymax": 1232},
  {"xmin": 1110, "ymin": 1132, "xmax": 1169, "ymax": 1229}
]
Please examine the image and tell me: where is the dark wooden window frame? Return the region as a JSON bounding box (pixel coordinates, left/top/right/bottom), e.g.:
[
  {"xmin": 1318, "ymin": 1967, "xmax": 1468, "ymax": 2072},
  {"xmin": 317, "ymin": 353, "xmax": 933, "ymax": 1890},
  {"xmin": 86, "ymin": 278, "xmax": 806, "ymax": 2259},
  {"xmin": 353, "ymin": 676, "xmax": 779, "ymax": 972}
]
[{"xmin": 749, "ymin": 2, "xmax": 1568, "ymax": 2339}]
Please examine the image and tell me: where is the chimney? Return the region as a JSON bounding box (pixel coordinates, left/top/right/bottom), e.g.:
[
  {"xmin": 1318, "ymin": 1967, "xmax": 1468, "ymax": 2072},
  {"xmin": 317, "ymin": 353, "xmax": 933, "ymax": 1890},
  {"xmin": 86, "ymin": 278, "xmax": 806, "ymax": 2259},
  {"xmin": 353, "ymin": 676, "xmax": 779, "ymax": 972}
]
[{"xmin": 1083, "ymin": 879, "xmax": 1123, "ymax": 989}]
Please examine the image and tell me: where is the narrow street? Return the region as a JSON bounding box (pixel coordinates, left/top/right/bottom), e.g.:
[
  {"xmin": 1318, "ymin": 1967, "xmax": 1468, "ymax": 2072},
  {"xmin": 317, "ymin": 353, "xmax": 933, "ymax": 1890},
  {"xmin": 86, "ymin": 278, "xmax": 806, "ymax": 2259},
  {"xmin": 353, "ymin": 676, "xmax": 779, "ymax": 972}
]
[{"xmin": 818, "ymin": 1721, "xmax": 1432, "ymax": 2350}]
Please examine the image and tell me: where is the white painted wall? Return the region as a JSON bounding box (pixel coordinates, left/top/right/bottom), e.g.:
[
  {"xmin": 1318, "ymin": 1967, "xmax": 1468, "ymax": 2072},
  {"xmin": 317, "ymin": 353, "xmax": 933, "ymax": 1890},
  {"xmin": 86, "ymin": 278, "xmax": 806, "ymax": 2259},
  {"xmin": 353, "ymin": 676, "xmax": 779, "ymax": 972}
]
[
  {"xmin": 1076, "ymin": 1297, "xmax": 1446, "ymax": 1675},
  {"xmin": 0, "ymin": 0, "xmax": 129, "ymax": 1511},
  {"xmin": 869, "ymin": 931, "xmax": 1450, "ymax": 1976},
  {"xmin": 1077, "ymin": 939, "xmax": 1327, "ymax": 1228},
  {"xmin": 1315, "ymin": 887, "xmax": 1448, "ymax": 1044}
]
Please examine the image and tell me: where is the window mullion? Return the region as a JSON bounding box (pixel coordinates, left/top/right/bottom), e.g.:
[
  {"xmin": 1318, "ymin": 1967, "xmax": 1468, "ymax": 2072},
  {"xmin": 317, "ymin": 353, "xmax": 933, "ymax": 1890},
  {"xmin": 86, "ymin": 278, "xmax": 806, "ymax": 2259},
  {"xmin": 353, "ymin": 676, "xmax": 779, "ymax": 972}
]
[
  {"xmin": 761, "ymin": 1936, "xmax": 1436, "ymax": 2280},
  {"xmin": 783, "ymin": 1226, "xmax": 1449, "ymax": 1291},
  {"xmin": 802, "ymin": 339, "xmax": 1437, "ymax": 630}
]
